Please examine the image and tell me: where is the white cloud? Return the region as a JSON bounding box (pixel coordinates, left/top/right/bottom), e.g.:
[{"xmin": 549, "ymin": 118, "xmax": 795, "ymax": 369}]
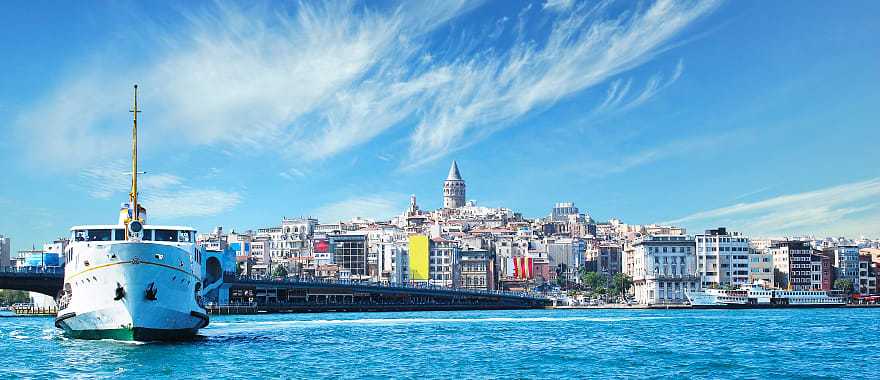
[
  {"xmin": 576, "ymin": 132, "xmax": 730, "ymax": 177},
  {"xmin": 622, "ymin": 59, "xmax": 684, "ymax": 111},
  {"xmin": 404, "ymin": 0, "xmax": 719, "ymax": 168},
  {"xmin": 144, "ymin": 189, "xmax": 243, "ymax": 220},
  {"xmin": 664, "ymin": 178, "xmax": 880, "ymax": 237},
  {"xmin": 279, "ymin": 167, "xmax": 307, "ymax": 180},
  {"xmin": 80, "ymin": 160, "xmax": 182, "ymax": 199},
  {"xmin": 16, "ymin": 0, "xmax": 718, "ymax": 171},
  {"xmin": 311, "ymin": 193, "xmax": 407, "ymax": 223},
  {"xmin": 77, "ymin": 160, "xmax": 241, "ymax": 218},
  {"xmin": 543, "ymin": 0, "xmax": 575, "ymax": 12}
]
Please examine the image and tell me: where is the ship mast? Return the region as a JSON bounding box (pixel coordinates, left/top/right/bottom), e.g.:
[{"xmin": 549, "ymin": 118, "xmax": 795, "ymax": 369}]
[{"xmin": 130, "ymin": 84, "xmax": 141, "ymax": 224}]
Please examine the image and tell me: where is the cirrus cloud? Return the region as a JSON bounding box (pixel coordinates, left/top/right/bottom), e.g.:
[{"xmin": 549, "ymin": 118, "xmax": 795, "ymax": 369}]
[{"xmin": 16, "ymin": 0, "xmax": 720, "ymax": 172}]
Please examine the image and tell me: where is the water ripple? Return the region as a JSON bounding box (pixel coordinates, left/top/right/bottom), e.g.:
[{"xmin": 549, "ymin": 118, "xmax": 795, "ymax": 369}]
[{"xmin": 1, "ymin": 309, "xmax": 879, "ymax": 379}]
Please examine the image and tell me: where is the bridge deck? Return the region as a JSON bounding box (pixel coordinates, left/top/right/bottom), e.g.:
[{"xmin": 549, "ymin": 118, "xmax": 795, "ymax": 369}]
[{"xmin": 0, "ymin": 268, "xmax": 551, "ymax": 310}]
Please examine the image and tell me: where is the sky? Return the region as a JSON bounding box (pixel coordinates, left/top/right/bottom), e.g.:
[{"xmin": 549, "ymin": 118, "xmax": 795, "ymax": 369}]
[{"xmin": 1, "ymin": 0, "xmax": 878, "ymax": 252}]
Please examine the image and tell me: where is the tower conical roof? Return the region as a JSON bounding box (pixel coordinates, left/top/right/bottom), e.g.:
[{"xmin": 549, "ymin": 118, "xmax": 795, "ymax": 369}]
[{"xmin": 447, "ymin": 160, "xmax": 462, "ymax": 181}]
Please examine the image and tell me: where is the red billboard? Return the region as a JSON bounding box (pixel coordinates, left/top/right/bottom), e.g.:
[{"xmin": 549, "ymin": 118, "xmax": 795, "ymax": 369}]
[{"xmin": 313, "ymin": 239, "xmax": 329, "ymax": 253}]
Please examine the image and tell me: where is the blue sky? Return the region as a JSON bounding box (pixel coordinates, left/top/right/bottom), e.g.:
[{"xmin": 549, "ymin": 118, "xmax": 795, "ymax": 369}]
[{"xmin": 1, "ymin": 0, "xmax": 879, "ymax": 251}]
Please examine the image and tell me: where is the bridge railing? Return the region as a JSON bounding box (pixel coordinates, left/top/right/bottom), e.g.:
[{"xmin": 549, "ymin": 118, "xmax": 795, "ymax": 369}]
[
  {"xmin": 226, "ymin": 274, "xmax": 547, "ymax": 301},
  {"xmin": 0, "ymin": 266, "xmax": 64, "ymax": 275}
]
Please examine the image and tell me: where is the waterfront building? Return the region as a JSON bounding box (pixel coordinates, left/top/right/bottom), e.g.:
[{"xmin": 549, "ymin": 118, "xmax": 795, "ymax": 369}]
[
  {"xmin": 329, "ymin": 234, "xmax": 368, "ymax": 281},
  {"xmin": 0, "ymin": 235, "xmax": 9, "ymax": 268},
  {"xmin": 17, "ymin": 248, "xmax": 50, "ymax": 268},
  {"xmin": 40, "ymin": 240, "xmax": 67, "ymax": 267},
  {"xmin": 770, "ymin": 241, "xmax": 813, "ymax": 290},
  {"xmin": 694, "ymin": 228, "xmax": 750, "ymax": 289},
  {"xmin": 585, "ymin": 242, "xmax": 622, "ymax": 276},
  {"xmin": 429, "ymin": 238, "xmax": 458, "ymax": 287},
  {"xmin": 495, "ymin": 236, "xmax": 531, "ymax": 280},
  {"xmin": 625, "ymin": 235, "xmax": 698, "ymax": 305},
  {"xmin": 454, "ymin": 249, "xmax": 495, "ymax": 290},
  {"xmin": 532, "ymin": 257, "xmax": 552, "ymax": 284},
  {"xmin": 249, "ymin": 235, "xmax": 271, "ymax": 276},
  {"xmin": 389, "ymin": 245, "xmax": 410, "ymax": 284},
  {"xmin": 358, "ymin": 225, "xmax": 406, "ymax": 281},
  {"xmin": 859, "ymin": 254, "xmax": 877, "ymax": 294},
  {"xmin": 546, "ymin": 237, "xmax": 584, "ymax": 283},
  {"xmin": 314, "ymin": 263, "xmax": 339, "ymax": 280},
  {"xmin": 443, "ymin": 160, "xmax": 466, "ymax": 209},
  {"xmin": 224, "ymin": 230, "xmax": 253, "ymax": 275},
  {"xmin": 375, "ymin": 238, "xmax": 406, "ymax": 283},
  {"xmin": 312, "ymin": 235, "xmax": 333, "ymax": 267},
  {"xmin": 811, "ymin": 253, "xmax": 832, "ymax": 291},
  {"xmin": 827, "ymin": 244, "xmax": 860, "ymax": 292},
  {"xmin": 748, "ymin": 248, "xmax": 774, "ymax": 287}
]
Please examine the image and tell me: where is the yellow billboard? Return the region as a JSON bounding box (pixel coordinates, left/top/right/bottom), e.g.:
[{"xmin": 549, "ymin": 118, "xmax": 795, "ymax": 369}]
[{"xmin": 408, "ymin": 235, "xmax": 429, "ymax": 281}]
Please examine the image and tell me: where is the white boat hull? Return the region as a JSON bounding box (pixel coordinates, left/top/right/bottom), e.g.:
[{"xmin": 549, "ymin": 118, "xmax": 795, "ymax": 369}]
[{"xmin": 56, "ymin": 242, "xmax": 208, "ymax": 340}]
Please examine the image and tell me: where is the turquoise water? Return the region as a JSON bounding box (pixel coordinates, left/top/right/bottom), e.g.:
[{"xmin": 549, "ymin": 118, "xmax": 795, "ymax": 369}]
[{"xmin": 1, "ymin": 308, "xmax": 879, "ymax": 379}]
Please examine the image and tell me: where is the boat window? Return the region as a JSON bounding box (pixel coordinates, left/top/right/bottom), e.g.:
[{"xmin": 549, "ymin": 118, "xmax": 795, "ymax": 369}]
[
  {"xmin": 88, "ymin": 229, "xmax": 112, "ymax": 242},
  {"xmin": 155, "ymin": 230, "xmax": 178, "ymax": 242},
  {"xmin": 114, "ymin": 229, "xmax": 125, "ymax": 240},
  {"xmin": 178, "ymin": 231, "xmax": 192, "ymax": 243},
  {"xmin": 73, "ymin": 230, "xmax": 87, "ymax": 242},
  {"xmin": 143, "ymin": 229, "xmax": 153, "ymax": 241}
]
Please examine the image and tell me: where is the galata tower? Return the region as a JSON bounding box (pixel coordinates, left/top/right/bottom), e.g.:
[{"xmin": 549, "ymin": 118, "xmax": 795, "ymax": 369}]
[{"xmin": 443, "ymin": 160, "xmax": 466, "ymax": 208}]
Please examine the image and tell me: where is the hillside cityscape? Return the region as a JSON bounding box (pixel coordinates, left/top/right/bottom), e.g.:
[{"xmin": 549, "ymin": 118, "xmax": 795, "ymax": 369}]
[{"xmin": 3, "ymin": 160, "xmax": 879, "ymax": 306}]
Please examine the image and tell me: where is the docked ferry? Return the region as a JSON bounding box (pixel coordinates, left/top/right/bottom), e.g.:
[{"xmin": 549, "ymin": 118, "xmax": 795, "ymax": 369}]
[
  {"xmin": 54, "ymin": 85, "xmax": 209, "ymax": 340},
  {"xmin": 686, "ymin": 282, "xmax": 846, "ymax": 308}
]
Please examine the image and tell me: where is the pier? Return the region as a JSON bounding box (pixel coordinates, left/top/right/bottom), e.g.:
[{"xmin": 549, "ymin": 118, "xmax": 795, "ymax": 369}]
[{"xmin": 11, "ymin": 305, "xmax": 58, "ymax": 316}]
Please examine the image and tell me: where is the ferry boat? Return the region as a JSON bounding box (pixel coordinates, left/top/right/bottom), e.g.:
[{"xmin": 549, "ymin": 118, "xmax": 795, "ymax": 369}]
[
  {"xmin": 54, "ymin": 85, "xmax": 209, "ymax": 340},
  {"xmin": 686, "ymin": 282, "xmax": 846, "ymax": 308}
]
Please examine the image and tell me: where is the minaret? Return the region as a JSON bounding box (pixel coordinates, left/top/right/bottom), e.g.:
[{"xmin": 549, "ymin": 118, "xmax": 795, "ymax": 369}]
[{"xmin": 443, "ymin": 160, "xmax": 466, "ymax": 208}]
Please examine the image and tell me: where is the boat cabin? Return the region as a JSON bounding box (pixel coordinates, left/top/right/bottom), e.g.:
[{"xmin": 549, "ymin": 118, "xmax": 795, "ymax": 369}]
[{"xmin": 70, "ymin": 225, "xmax": 197, "ymax": 243}]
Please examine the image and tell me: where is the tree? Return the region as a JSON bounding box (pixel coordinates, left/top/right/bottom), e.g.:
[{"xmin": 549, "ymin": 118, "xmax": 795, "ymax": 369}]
[
  {"xmin": 581, "ymin": 271, "xmax": 607, "ymax": 292},
  {"xmin": 272, "ymin": 264, "xmax": 289, "ymax": 278},
  {"xmin": 833, "ymin": 279, "xmax": 854, "ymax": 295},
  {"xmin": 611, "ymin": 273, "xmax": 633, "ymax": 300},
  {"xmin": 0, "ymin": 290, "xmax": 31, "ymax": 305},
  {"xmin": 555, "ymin": 263, "xmax": 568, "ymax": 288}
]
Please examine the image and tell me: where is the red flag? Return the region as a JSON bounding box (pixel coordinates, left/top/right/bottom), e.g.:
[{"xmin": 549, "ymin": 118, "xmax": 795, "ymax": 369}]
[{"xmin": 513, "ymin": 257, "xmax": 519, "ymax": 278}]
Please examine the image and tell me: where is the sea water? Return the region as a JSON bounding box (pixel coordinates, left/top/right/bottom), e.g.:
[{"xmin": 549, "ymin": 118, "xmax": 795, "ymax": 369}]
[{"xmin": 1, "ymin": 308, "xmax": 878, "ymax": 379}]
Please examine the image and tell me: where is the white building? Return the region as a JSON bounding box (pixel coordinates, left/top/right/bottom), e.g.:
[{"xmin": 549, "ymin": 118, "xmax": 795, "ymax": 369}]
[
  {"xmin": 694, "ymin": 228, "xmax": 750, "ymax": 288},
  {"xmin": 748, "ymin": 249, "xmax": 774, "ymax": 287},
  {"xmin": 625, "ymin": 235, "xmax": 698, "ymax": 305},
  {"xmin": 389, "ymin": 244, "xmax": 409, "ymax": 285},
  {"xmin": 429, "ymin": 239, "xmax": 458, "ymax": 287}
]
